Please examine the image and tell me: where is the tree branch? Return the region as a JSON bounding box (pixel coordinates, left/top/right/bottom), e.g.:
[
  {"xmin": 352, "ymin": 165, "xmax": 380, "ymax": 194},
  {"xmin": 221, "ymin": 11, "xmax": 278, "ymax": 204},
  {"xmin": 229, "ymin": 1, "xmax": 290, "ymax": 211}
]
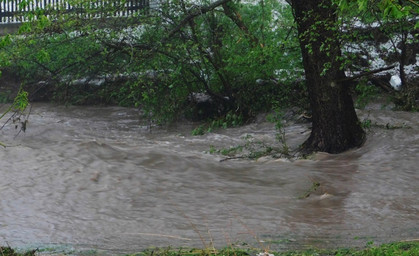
[
  {"xmin": 221, "ymin": 2, "xmax": 260, "ymax": 47},
  {"xmin": 101, "ymin": 0, "xmax": 233, "ymax": 56},
  {"xmin": 336, "ymin": 65, "xmax": 397, "ymax": 83},
  {"xmin": 406, "ymin": 0, "xmax": 419, "ymax": 7},
  {"xmin": 165, "ymin": 0, "xmax": 232, "ymax": 41}
]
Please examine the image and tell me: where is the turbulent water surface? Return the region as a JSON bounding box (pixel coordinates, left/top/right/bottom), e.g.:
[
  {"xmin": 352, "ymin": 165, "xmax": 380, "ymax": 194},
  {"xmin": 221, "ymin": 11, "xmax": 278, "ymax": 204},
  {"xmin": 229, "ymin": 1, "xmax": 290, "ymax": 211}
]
[{"xmin": 0, "ymin": 103, "xmax": 418, "ymax": 254}]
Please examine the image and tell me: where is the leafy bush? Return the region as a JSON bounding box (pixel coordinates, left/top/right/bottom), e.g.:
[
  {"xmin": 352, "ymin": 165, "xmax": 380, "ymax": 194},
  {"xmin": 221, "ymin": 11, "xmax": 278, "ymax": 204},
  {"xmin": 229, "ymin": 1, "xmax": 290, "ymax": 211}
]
[
  {"xmin": 355, "ymin": 80, "xmax": 379, "ymax": 109},
  {"xmin": 1, "ymin": 0, "xmax": 305, "ymax": 124}
]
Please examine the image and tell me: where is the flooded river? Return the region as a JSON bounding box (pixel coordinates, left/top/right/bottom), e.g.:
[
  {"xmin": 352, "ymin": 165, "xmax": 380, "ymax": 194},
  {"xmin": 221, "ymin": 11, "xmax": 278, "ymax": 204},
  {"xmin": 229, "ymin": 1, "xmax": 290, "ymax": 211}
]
[{"xmin": 0, "ymin": 103, "xmax": 418, "ymax": 254}]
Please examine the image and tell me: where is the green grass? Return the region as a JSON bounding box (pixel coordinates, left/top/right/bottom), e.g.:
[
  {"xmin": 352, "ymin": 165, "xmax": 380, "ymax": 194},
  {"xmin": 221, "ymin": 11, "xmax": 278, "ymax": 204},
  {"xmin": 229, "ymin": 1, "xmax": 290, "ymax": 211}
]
[
  {"xmin": 0, "ymin": 246, "xmax": 37, "ymax": 256},
  {"xmin": 1, "ymin": 241, "xmax": 418, "ymax": 256},
  {"xmin": 125, "ymin": 241, "xmax": 419, "ymax": 256},
  {"xmin": 270, "ymin": 241, "xmax": 419, "ymax": 255}
]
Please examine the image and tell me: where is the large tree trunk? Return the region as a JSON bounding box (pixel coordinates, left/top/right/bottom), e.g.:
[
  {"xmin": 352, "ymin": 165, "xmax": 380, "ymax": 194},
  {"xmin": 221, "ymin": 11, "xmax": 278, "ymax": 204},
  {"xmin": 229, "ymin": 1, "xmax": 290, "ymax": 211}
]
[{"xmin": 290, "ymin": 0, "xmax": 365, "ymax": 154}]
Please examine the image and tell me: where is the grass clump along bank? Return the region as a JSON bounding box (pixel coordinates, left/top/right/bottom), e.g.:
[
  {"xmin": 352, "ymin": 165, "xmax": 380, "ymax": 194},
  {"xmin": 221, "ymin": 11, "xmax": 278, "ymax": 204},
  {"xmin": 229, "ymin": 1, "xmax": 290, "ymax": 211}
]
[
  {"xmin": 135, "ymin": 242, "xmax": 419, "ymax": 256},
  {"xmin": 1, "ymin": 241, "xmax": 418, "ymax": 256},
  {"xmin": 0, "ymin": 246, "xmax": 35, "ymax": 256}
]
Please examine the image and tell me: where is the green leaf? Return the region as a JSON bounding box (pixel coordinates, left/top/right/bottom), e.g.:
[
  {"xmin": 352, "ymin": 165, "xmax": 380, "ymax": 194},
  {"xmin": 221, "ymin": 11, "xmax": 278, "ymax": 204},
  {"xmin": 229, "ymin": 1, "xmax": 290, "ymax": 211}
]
[
  {"xmin": 0, "ymin": 35, "xmax": 12, "ymax": 48},
  {"xmin": 36, "ymin": 49, "xmax": 50, "ymax": 63},
  {"xmin": 38, "ymin": 15, "xmax": 51, "ymax": 29},
  {"xmin": 338, "ymin": 0, "xmax": 348, "ymax": 11},
  {"xmin": 357, "ymin": 0, "xmax": 368, "ymax": 11},
  {"xmin": 18, "ymin": 0, "xmax": 28, "ymax": 10},
  {"xmin": 390, "ymin": 5, "xmax": 404, "ymax": 19},
  {"xmin": 383, "ymin": 4, "xmax": 392, "ymax": 18},
  {"xmin": 18, "ymin": 23, "xmax": 32, "ymax": 34},
  {"xmin": 13, "ymin": 89, "xmax": 29, "ymax": 111}
]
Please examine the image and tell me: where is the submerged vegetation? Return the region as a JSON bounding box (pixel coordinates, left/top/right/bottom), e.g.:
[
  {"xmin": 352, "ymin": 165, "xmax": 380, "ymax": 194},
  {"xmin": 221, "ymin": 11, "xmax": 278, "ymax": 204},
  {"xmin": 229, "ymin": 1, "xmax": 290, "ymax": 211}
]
[{"xmin": 208, "ymin": 134, "xmax": 285, "ymax": 161}]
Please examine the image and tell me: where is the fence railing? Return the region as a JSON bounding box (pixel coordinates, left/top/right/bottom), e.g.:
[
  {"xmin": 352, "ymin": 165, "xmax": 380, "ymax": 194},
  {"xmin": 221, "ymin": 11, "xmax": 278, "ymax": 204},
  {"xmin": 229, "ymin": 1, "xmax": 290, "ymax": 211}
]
[{"xmin": 0, "ymin": 0, "xmax": 150, "ymax": 23}]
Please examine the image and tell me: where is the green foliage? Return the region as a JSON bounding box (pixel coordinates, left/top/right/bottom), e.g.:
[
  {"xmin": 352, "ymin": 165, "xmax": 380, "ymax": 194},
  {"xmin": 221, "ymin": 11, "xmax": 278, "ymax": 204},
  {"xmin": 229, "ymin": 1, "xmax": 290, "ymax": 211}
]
[
  {"xmin": 356, "ymin": 241, "xmax": 419, "ymax": 256},
  {"xmin": 355, "ymin": 80, "xmax": 379, "ymax": 109},
  {"xmin": 266, "ymin": 105, "xmax": 289, "ymax": 155},
  {"xmin": 219, "ymin": 145, "xmax": 244, "ymax": 156},
  {"xmin": 208, "ymin": 112, "xmax": 244, "ymax": 130},
  {"xmin": 192, "ymin": 111, "xmax": 244, "ymax": 136},
  {"xmin": 2, "ymin": 0, "xmax": 305, "ymax": 124},
  {"xmin": 0, "ymin": 246, "xmax": 36, "ymax": 256},
  {"xmin": 208, "ymin": 134, "xmax": 286, "ymax": 160},
  {"xmin": 1, "ymin": 241, "xmax": 419, "ymax": 256},
  {"xmin": 130, "ymin": 241, "xmax": 419, "ymax": 256},
  {"xmin": 192, "ymin": 125, "xmax": 206, "ymax": 136},
  {"xmin": 0, "ymin": 90, "xmax": 12, "ymax": 103},
  {"xmin": 0, "ymin": 86, "xmax": 30, "ymax": 149},
  {"xmin": 335, "ymin": 0, "xmax": 419, "ymax": 112},
  {"xmin": 361, "ymin": 118, "xmax": 372, "ymax": 130},
  {"xmin": 12, "ymin": 89, "xmax": 29, "ymax": 111},
  {"xmin": 0, "ymin": 88, "xmax": 29, "ymax": 126},
  {"xmin": 338, "ymin": 0, "xmax": 418, "ymax": 20}
]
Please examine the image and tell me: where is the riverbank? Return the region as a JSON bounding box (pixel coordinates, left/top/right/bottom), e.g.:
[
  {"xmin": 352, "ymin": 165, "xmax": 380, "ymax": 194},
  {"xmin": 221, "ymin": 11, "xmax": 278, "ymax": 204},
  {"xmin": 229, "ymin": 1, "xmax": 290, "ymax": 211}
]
[{"xmin": 2, "ymin": 241, "xmax": 419, "ymax": 256}]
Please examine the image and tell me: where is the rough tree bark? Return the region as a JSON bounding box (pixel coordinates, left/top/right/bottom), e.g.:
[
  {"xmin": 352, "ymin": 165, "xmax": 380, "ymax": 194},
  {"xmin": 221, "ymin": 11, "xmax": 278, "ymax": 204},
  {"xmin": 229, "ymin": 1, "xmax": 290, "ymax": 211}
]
[{"xmin": 289, "ymin": 0, "xmax": 365, "ymax": 153}]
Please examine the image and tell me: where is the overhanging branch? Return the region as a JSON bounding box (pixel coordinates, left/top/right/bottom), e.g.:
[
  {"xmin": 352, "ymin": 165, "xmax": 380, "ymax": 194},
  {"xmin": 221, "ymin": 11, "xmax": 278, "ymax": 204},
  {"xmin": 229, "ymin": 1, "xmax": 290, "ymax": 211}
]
[
  {"xmin": 165, "ymin": 0, "xmax": 232, "ymax": 41},
  {"xmin": 336, "ymin": 65, "xmax": 396, "ymax": 83},
  {"xmin": 103, "ymin": 0, "xmax": 233, "ymax": 55},
  {"xmin": 221, "ymin": 2, "xmax": 260, "ymax": 47}
]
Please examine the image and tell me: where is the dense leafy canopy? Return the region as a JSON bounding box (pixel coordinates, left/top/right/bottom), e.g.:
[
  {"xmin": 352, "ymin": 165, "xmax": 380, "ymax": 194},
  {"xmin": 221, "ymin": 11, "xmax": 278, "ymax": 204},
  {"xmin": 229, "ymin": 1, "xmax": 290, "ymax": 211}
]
[{"xmin": 1, "ymin": 0, "xmax": 307, "ymax": 124}]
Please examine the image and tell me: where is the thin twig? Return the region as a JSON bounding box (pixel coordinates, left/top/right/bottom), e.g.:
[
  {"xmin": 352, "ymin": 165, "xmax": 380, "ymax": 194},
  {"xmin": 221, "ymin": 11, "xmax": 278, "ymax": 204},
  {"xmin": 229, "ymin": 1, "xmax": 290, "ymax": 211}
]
[
  {"xmin": 165, "ymin": 0, "xmax": 232, "ymax": 42},
  {"xmin": 406, "ymin": 0, "xmax": 419, "ymax": 7}
]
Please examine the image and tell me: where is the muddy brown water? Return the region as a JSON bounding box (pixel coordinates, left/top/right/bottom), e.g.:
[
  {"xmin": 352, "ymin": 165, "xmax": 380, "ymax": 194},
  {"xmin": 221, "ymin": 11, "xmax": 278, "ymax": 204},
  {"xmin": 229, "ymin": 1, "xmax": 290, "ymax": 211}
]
[{"xmin": 0, "ymin": 103, "xmax": 418, "ymax": 254}]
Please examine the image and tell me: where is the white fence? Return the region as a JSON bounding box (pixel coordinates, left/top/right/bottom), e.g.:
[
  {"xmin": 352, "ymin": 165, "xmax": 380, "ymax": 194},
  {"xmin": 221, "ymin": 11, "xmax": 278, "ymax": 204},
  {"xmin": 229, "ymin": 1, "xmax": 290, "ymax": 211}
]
[{"xmin": 0, "ymin": 0, "xmax": 150, "ymax": 23}]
